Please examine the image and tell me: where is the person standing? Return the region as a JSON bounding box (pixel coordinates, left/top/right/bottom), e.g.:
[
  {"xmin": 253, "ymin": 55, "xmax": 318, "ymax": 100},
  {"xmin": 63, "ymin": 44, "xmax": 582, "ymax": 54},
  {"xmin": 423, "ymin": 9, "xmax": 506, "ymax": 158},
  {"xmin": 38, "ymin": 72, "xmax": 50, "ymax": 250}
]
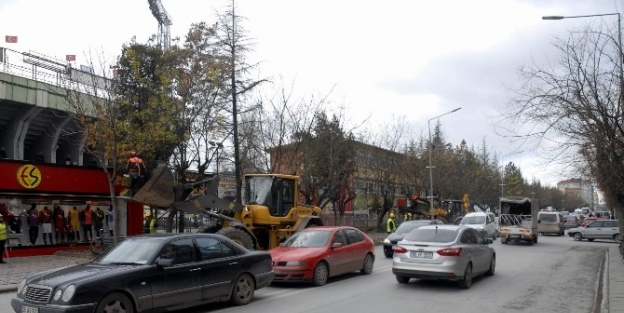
[
  {"xmin": 39, "ymin": 206, "xmax": 53, "ymax": 245},
  {"xmin": 68, "ymin": 206, "xmax": 81, "ymax": 242},
  {"xmin": 53, "ymin": 203, "xmax": 66, "ymax": 244},
  {"xmin": 0, "ymin": 214, "xmax": 7, "ymax": 263},
  {"xmin": 26, "ymin": 203, "xmax": 39, "ymax": 246},
  {"xmin": 81, "ymin": 204, "xmax": 93, "ymax": 242},
  {"xmin": 386, "ymin": 211, "xmax": 397, "ymax": 234},
  {"xmin": 94, "ymin": 207, "xmax": 105, "ymax": 238},
  {"xmin": 8, "ymin": 198, "xmax": 22, "ymax": 234}
]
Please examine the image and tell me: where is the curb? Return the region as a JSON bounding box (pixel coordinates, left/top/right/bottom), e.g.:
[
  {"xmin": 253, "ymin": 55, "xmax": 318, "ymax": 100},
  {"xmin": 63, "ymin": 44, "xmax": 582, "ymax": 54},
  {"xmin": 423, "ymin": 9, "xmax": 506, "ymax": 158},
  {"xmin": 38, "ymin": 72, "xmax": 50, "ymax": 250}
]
[
  {"xmin": 591, "ymin": 249, "xmax": 609, "ymax": 313},
  {"xmin": 0, "ymin": 284, "xmax": 17, "ymax": 293}
]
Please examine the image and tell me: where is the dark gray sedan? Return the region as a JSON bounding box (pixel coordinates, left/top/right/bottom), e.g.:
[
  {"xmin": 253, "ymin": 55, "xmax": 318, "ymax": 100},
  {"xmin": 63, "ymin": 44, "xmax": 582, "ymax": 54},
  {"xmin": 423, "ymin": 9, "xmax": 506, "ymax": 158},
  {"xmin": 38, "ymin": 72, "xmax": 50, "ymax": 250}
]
[{"xmin": 11, "ymin": 233, "xmax": 274, "ymax": 313}]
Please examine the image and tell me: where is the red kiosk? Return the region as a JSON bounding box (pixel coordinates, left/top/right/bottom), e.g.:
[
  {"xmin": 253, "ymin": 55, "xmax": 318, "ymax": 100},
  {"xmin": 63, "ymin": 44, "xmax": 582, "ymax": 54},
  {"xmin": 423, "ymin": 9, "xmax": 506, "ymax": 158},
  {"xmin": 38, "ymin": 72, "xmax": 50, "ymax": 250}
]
[{"xmin": 0, "ymin": 160, "xmax": 143, "ymax": 257}]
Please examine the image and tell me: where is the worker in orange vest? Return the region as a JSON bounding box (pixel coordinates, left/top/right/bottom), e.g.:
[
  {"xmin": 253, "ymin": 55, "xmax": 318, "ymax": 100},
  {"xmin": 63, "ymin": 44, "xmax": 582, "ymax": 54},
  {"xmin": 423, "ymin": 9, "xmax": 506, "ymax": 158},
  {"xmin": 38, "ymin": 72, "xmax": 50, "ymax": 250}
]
[{"xmin": 126, "ymin": 150, "xmax": 147, "ymax": 196}]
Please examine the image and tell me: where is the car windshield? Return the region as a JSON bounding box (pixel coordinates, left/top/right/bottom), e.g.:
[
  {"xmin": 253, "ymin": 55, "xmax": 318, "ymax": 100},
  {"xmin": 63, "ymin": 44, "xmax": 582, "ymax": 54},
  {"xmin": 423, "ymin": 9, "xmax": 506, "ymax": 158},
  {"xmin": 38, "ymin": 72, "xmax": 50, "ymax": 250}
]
[
  {"xmin": 403, "ymin": 228, "xmax": 458, "ymax": 243},
  {"xmin": 281, "ymin": 230, "xmax": 330, "ymax": 247},
  {"xmin": 245, "ymin": 176, "xmax": 273, "ymax": 205},
  {"xmin": 395, "ymin": 221, "xmax": 432, "ymax": 235},
  {"xmin": 97, "ymin": 238, "xmax": 163, "ymax": 265},
  {"xmin": 459, "ymin": 216, "xmax": 485, "ymax": 225}
]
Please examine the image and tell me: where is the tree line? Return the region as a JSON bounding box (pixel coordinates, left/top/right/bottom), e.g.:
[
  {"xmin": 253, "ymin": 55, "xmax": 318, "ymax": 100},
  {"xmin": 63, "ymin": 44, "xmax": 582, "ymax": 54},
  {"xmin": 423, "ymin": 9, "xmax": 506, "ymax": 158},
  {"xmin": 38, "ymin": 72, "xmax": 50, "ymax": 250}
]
[{"xmin": 61, "ymin": 4, "xmax": 598, "ymax": 237}]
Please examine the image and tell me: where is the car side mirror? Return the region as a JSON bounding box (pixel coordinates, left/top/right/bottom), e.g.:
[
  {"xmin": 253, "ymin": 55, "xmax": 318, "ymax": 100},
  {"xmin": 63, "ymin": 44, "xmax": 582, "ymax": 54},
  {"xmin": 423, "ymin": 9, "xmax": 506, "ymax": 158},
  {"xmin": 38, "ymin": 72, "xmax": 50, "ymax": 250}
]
[
  {"xmin": 486, "ymin": 238, "xmax": 493, "ymax": 244},
  {"xmin": 157, "ymin": 257, "xmax": 174, "ymax": 268},
  {"xmin": 331, "ymin": 242, "xmax": 343, "ymax": 249}
]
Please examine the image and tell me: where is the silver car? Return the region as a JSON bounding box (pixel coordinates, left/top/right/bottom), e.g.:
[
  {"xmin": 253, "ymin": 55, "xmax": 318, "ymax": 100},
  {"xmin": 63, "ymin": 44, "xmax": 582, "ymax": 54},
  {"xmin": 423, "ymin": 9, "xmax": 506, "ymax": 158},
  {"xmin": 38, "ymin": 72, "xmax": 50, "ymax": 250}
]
[
  {"xmin": 392, "ymin": 225, "xmax": 496, "ymax": 289},
  {"xmin": 568, "ymin": 220, "xmax": 621, "ymax": 242}
]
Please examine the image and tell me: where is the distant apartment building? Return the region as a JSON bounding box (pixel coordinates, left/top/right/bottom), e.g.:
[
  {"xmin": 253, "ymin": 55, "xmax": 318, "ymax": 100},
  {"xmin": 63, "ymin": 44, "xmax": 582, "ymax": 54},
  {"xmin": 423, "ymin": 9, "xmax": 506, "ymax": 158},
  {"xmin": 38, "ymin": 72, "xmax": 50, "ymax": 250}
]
[{"xmin": 557, "ymin": 178, "xmax": 594, "ymax": 206}]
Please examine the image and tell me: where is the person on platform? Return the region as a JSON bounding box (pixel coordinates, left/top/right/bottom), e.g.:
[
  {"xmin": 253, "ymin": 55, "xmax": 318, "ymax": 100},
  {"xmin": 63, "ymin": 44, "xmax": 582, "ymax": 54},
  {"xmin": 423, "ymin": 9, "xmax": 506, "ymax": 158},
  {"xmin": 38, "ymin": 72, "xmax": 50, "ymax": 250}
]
[
  {"xmin": 26, "ymin": 203, "xmax": 39, "ymax": 246},
  {"xmin": 0, "ymin": 214, "xmax": 7, "ymax": 263},
  {"xmin": 39, "ymin": 206, "xmax": 53, "ymax": 245},
  {"xmin": 53, "ymin": 203, "xmax": 66, "ymax": 244},
  {"xmin": 68, "ymin": 206, "xmax": 81, "ymax": 242},
  {"xmin": 125, "ymin": 150, "xmax": 147, "ymax": 197}
]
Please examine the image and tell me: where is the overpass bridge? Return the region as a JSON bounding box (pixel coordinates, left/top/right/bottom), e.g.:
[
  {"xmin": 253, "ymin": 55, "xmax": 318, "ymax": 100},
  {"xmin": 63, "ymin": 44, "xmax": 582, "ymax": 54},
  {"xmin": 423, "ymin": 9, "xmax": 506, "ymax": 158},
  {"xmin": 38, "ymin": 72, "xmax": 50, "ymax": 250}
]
[{"xmin": 0, "ymin": 47, "xmax": 108, "ymax": 166}]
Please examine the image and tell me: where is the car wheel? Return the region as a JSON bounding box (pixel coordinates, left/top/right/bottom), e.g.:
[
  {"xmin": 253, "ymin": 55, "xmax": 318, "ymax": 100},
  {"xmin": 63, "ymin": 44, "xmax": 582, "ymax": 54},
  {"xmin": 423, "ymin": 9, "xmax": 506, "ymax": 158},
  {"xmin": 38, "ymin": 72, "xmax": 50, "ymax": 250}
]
[
  {"xmin": 396, "ymin": 275, "xmax": 410, "ymax": 284},
  {"xmin": 614, "ymin": 234, "xmax": 622, "ymax": 242},
  {"xmin": 573, "ymin": 233, "xmax": 583, "ymax": 241},
  {"xmin": 230, "ymin": 273, "xmax": 255, "ymax": 306},
  {"xmin": 217, "ymin": 227, "xmax": 254, "ymax": 250},
  {"xmin": 312, "ymin": 262, "xmax": 329, "ymax": 286},
  {"xmin": 501, "ymin": 240, "xmax": 508, "ymax": 244},
  {"xmin": 95, "ymin": 292, "xmax": 134, "ymax": 313},
  {"xmin": 528, "ymin": 238, "xmax": 534, "ymax": 246},
  {"xmin": 485, "ymin": 255, "xmax": 496, "ymax": 276},
  {"xmin": 588, "ymin": 238, "xmax": 595, "ymax": 242},
  {"xmin": 384, "ymin": 252, "xmax": 393, "ymax": 258},
  {"xmin": 360, "ymin": 254, "xmax": 374, "ymax": 275},
  {"xmin": 457, "ymin": 263, "xmax": 473, "ymax": 289},
  {"xmin": 534, "ymin": 235, "xmax": 538, "ymax": 244}
]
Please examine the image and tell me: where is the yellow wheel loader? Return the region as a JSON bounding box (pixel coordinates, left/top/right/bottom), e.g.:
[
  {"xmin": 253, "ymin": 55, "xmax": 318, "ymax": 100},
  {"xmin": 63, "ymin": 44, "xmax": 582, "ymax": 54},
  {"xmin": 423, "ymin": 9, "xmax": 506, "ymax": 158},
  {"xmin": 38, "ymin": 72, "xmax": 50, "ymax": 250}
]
[
  {"xmin": 408, "ymin": 193, "xmax": 474, "ymax": 224},
  {"xmin": 131, "ymin": 162, "xmax": 323, "ymax": 250}
]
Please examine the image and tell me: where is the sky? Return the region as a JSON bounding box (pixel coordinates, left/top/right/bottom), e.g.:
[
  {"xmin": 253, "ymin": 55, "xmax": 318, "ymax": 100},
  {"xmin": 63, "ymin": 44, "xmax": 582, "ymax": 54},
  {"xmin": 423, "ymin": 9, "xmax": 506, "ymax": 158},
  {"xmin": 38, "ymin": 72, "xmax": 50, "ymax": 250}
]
[{"xmin": 1, "ymin": 0, "xmax": 622, "ymax": 188}]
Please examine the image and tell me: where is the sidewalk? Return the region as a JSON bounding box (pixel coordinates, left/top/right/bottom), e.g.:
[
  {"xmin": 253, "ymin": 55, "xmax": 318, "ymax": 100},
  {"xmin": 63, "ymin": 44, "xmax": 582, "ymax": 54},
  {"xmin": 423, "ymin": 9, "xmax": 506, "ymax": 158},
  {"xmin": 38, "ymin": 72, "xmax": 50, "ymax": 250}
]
[
  {"xmin": 608, "ymin": 244, "xmax": 624, "ymax": 313},
  {"xmin": 0, "ymin": 250, "xmax": 94, "ymax": 293}
]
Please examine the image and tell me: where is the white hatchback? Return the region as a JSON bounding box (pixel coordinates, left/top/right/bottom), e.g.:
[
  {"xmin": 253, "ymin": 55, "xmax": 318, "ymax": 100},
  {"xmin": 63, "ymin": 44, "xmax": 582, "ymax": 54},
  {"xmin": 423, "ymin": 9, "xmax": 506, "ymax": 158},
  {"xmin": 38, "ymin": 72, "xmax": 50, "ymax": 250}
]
[{"xmin": 459, "ymin": 212, "xmax": 498, "ymax": 240}]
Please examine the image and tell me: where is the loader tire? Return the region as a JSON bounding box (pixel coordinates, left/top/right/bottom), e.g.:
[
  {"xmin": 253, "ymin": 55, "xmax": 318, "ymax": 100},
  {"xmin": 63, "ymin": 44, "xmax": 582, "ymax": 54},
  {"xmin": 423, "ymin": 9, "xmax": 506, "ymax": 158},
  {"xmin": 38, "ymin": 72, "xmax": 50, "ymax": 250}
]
[
  {"xmin": 436, "ymin": 216, "xmax": 449, "ymax": 224},
  {"xmin": 218, "ymin": 227, "xmax": 254, "ymax": 250}
]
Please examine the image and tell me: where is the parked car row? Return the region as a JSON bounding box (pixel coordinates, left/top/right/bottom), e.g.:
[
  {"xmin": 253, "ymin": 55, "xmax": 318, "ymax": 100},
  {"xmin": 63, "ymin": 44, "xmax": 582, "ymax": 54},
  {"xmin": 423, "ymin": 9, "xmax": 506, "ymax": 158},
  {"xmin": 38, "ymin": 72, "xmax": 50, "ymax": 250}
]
[
  {"xmin": 12, "ymin": 226, "xmax": 377, "ymax": 313},
  {"xmin": 12, "ymin": 215, "xmax": 621, "ymax": 312}
]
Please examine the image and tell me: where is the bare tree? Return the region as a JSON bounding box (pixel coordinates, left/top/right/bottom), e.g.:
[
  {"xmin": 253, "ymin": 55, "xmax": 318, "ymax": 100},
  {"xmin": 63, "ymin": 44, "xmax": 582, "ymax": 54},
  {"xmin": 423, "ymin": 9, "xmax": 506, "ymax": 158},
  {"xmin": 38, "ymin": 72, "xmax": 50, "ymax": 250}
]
[{"xmin": 504, "ymin": 23, "xmax": 624, "ymax": 228}]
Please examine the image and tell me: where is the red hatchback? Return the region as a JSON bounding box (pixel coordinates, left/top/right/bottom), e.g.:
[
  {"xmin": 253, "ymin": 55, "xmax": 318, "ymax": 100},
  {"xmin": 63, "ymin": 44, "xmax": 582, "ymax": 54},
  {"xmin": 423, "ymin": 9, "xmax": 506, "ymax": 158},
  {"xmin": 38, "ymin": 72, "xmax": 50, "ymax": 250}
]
[{"xmin": 270, "ymin": 226, "xmax": 375, "ymax": 286}]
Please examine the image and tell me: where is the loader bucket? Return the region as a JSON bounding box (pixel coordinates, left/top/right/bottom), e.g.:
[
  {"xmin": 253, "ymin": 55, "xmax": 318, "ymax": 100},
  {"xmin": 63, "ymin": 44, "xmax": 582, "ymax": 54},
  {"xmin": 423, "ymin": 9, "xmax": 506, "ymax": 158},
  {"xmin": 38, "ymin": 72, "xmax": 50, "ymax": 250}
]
[{"xmin": 132, "ymin": 161, "xmax": 175, "ymax": 208}]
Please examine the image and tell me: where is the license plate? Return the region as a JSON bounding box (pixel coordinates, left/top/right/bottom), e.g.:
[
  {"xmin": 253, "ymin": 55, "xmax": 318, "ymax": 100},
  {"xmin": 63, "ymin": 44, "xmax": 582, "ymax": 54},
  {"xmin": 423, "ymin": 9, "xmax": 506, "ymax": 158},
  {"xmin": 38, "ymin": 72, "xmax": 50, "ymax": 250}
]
[
  {"xmin": 509, "ymin": 235, "xmax": 520, "ymax": 238},
  {"xmin": 21, "ymin": 306, "xmax": 38, "ymax": 313},
  {"xmin": 410, "ymin": 251, "xmax": 433, "ymax": 259}
]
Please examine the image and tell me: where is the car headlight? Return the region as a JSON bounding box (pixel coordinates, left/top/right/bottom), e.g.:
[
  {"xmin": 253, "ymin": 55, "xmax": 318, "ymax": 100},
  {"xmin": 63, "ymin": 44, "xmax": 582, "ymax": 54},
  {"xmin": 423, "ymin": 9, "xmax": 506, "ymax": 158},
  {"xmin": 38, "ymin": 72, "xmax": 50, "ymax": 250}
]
[
  {"xmin": 61, "ymin": 285, "xmax": 76, "ymax": 302},
  {"xmin": 284, "ymin": 261, "xmax": 307, "ymax": 266},
  {"xmin": 17, "ymin": 279, "xmax": 26, "ymax": 295},
  {"xmin": 53, "ymin": 289, "xmax": 62, "ymax": 301},
  {"xmin": 383, "ymin": 238, "xmax": 391, "ymax": 244}
]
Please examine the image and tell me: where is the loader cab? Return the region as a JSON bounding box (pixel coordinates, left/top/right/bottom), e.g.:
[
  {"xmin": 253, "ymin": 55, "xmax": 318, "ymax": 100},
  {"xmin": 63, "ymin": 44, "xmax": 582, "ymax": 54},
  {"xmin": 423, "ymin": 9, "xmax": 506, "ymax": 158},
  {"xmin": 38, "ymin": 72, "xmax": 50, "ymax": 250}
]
[{"xmin": 244, "ymin": 175, "xmax": 296, "ymax": 217}]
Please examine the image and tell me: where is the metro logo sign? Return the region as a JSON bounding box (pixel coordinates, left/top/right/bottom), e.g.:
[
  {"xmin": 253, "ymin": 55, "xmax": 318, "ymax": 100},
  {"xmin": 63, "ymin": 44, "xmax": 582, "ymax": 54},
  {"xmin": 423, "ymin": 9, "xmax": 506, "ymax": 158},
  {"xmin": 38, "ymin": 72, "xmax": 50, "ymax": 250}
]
[{"xmin": 16, "ymin": 164, "xmax": 42, "ymax": 189}]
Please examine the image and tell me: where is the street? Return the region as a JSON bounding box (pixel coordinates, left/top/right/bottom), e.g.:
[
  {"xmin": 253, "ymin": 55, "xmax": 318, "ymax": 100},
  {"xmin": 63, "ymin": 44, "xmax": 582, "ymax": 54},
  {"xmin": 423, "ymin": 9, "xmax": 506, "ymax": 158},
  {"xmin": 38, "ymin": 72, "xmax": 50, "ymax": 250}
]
[{"xmin": 0, "ymin": 234, "xmax": 613, "ymax": 313}]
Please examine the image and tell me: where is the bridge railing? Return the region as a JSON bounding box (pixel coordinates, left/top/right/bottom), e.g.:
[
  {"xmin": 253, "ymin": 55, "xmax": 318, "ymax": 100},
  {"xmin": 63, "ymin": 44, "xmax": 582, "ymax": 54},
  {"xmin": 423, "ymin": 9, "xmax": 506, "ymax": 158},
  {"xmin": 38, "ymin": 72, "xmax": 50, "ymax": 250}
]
[{"xmin": 0, "ymin": 47, "xmax": 111, "ymax": 97}]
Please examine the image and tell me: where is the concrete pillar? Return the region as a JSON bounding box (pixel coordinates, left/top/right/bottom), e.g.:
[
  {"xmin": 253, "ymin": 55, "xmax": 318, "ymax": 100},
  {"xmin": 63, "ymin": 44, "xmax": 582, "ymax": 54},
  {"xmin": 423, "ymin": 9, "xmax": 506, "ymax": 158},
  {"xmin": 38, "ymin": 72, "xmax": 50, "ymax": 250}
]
[{"xmin": 11, "ymin": 106, "xmax": 43, "ymax": 160}]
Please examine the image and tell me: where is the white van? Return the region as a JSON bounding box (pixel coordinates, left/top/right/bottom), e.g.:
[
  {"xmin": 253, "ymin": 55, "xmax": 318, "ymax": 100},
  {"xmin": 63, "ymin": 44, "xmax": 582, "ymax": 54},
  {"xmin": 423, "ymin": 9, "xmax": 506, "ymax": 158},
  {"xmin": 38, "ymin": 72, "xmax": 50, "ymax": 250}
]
[
  {"xmin": 459, "ymin": 212, "xmax": 498, "ymax": 240},
  {"xmin": 537, "ymin": 211, "xmax": 565, "ymax": 235}
]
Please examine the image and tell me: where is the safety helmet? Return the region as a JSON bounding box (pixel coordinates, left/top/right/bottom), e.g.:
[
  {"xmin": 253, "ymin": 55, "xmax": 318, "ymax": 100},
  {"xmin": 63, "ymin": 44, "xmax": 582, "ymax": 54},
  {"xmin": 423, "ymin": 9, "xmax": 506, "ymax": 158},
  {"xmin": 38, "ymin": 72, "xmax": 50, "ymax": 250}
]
[{"xmin": 389, "ymin": 212, "xmax": 396, "ymax": 218}]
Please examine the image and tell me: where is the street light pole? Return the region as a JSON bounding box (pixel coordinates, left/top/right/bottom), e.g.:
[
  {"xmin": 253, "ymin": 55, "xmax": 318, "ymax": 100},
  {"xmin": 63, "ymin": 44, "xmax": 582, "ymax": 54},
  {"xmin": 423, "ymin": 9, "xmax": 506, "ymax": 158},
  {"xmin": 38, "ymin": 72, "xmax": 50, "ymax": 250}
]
[
  {"xmin": 542, "ymin": 13, "xmax": 623, "ymax": 111},
  {"xmin": 427, "ymin": 107, "xmax": 461, "ymax": 220}
]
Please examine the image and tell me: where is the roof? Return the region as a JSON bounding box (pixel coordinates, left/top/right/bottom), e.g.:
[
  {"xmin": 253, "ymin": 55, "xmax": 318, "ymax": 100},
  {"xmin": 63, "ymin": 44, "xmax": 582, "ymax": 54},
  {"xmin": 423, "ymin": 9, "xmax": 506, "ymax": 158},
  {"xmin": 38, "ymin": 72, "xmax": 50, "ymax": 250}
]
[{"xmin": 418, "ymin": 224, "xmax": 463, "ymax": 231}]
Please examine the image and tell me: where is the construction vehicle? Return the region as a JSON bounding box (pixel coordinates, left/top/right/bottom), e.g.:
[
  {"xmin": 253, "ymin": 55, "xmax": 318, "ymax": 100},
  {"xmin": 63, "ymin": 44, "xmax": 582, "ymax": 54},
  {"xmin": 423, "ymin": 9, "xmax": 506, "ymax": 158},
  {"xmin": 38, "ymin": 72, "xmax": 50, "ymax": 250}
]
[
  {"xmin": 407, "ymin": 193, "xmax": 475, "ymax": 224},
  {"xmin": 498, "ymin": 196, "xmax": 538, "ymax": 245},
  {"xmin": 130, "ymin": 162, "xmax": 324, "ymax": 250}
]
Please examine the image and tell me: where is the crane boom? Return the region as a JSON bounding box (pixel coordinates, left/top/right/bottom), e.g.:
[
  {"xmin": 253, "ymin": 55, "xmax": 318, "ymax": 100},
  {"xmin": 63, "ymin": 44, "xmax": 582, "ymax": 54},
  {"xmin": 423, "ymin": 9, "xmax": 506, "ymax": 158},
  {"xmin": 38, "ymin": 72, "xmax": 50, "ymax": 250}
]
[{"xmin": 147, "ymin": 0, "xmax": 172, "ymax": 50}]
